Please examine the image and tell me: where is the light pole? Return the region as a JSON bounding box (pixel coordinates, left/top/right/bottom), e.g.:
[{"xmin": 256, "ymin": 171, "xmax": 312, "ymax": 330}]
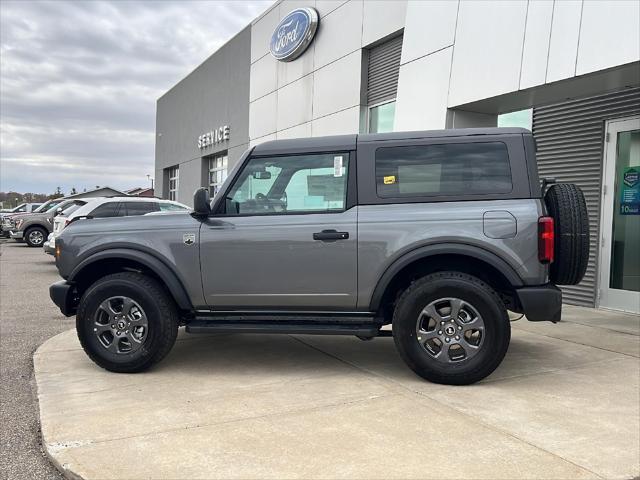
[{"xmin": 146, "ymin": 175, "xmax": 154, "ymax": 190}]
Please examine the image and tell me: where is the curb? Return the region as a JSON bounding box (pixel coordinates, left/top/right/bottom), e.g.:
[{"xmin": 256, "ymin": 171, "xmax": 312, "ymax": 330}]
[{"xmin": 33, "ymin": 330, "xmax": 86, "ymax": 480}]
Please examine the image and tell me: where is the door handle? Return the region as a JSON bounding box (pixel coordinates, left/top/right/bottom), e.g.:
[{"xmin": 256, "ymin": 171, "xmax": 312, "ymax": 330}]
[{"xmin": 313, "ymin": 229, "xmax": 349, "ymax": 241}]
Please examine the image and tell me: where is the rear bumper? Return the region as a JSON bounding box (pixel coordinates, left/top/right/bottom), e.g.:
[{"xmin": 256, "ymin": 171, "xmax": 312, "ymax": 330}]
[
  {"xmin": 49, "ymin": 280, "xmax": 78, "ymax": 317},
  {"xmin": 516, "ymin": 284, "xmax": 562, "ymax": 322}
]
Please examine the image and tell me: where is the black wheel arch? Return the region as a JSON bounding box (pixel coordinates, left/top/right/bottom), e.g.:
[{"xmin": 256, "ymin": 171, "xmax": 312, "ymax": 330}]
[
  {"xmin": 24, "ymin": 223, "xmax": 50, "ymax": 235},
  {"xmin": 68, "ymin": 248, "xmax": 193, "ymax": 311},
  {"xmin": 369, "ymin": 243, "xmax": 524, "ymax": 315}
]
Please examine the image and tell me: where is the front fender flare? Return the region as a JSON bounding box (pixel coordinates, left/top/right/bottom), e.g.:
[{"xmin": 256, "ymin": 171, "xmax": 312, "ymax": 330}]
[
  {"xmin": 68, "ymin": 248, "xmax": 193, "ymax": 310},
  {"xmin": 368, "ymin": 243, "xmax": 524, "ymax": 311}
]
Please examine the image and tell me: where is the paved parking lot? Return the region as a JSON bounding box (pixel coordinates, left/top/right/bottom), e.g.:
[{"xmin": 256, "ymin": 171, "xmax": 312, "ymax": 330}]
[
  {"xmin": 1, "ymin": 241, "xmax": 72, "ymax": 479},
  {"xmin": 2, "ymin": 240, "xmax": 639, "ymax": 479}
]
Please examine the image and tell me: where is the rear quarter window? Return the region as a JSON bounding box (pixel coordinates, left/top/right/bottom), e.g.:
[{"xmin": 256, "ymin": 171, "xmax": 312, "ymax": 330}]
[
  {"xmin": 90, "ymin": 202, "xmax": 122, "ymax": 218},
  {"xmin": 123, "ymin": 202, "xmax": 159, "ymax": 216},
  {"xmin": 375, "ymin": 142, "xmax": 512, "ymax": 198}
]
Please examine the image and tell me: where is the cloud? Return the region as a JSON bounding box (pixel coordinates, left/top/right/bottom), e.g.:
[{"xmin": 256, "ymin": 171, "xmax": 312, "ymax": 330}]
[{"xmin": 0, "ymin": 0, "xmax": 272, "ymax": 194}]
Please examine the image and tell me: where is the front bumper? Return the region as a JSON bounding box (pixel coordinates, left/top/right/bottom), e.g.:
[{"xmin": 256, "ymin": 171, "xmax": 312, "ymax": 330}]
[
  {"xmin": 9, "ymin": 230, "xmax": 23, "ymax": 239},
  {"xmin": 43, "ymin": 241, "xmax": 55, "ymax": 255},
  {"xmin": 516, "ymin": 284, "xmax": 562, "ymax": 322},
  {"xmin": 50, "ymin": 280, "xmax": 78, "ymax": 316}
]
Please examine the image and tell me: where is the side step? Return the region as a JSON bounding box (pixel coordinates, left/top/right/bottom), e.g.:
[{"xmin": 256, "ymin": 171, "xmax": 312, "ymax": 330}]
[
  {"xmin": 185, "ymin": 312, "xmax": 386, "ymax": 337},
  {"xmin": 186, "ymin": 321, "xmax": 381, "ymax": 337}
]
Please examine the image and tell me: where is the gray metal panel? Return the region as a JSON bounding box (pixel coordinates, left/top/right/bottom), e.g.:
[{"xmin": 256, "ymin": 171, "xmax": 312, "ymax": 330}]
[
  {"xmin": 533, "ymin": 87, "xmax": 640, "ymax": 307},
  {"xmin": 367, "ymin": 35, "xmax": 403, "ymax": 105},
  {"xmin": 155, "ymin": 26, "xmax": 251, "ymax": 199}
]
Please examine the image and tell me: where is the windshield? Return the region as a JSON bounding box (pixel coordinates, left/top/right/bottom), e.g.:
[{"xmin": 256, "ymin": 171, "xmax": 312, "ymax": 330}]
[
  {"xmin": 43, "ymin": 201, "xmax": 63, "ymax": 212},
  {"xmin": 60, "ymin": 203, "xmax": 83, "ymax": 216}
]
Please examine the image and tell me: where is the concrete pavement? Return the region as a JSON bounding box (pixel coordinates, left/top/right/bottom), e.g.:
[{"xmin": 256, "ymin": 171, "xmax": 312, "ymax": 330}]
[{"xmin": 35, "ymin": 304, "xmax": 639, "ymax": 479}]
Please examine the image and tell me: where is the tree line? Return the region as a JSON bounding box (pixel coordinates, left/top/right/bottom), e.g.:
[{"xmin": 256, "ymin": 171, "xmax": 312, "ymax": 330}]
[{"xmin": 0, "ymin": 187, "xmax": 79, "ymax": 208}]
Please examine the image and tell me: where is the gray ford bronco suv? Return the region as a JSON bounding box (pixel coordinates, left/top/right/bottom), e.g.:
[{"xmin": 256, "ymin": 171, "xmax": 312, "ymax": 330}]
[{"xmin": 50, "ymin": 128, "xmax": 589, "ymax": 385}]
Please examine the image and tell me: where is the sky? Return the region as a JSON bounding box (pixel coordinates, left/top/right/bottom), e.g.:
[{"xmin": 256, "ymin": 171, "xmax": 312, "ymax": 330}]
[{"xmin": 0, "ymin": 0, "xmax": 272, "ymax": 195}]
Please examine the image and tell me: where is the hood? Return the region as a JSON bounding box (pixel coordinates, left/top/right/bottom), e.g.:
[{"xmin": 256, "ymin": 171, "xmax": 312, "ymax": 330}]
[
  {"xmin": 9, "ymin": 211, "xmax": 50, "ymax": 222},
  {"xmin": 60, "ymin": 210, "xmax": 199, "ymax": 238}
]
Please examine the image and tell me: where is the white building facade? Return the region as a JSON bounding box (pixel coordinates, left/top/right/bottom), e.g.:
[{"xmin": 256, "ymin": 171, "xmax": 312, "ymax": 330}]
[{"xmin": 156, "ymin": 0, "xmax": 639, "ymax": 311}]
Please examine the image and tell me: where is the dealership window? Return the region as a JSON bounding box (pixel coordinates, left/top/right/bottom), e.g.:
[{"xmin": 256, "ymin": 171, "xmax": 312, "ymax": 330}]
[
  {"xmin": 498, "ymin": 109, "xmax": 532, "ymax": 130},
  {"xmin": 168, "ymin": 166, "xmax": 179, "ymax": 201},
  {"xmin": 375, "ymin": 142, "xmax": 512, "ymax": 198},
  {"xmin": 366, "ymin": 35, "xmax": 402, "ymax": 133},
  {"xmin": 369, "ymin": 101, "xmax": 396, "ymax": 133},
  {"xmin": 223, "ymin": 153, "xmax": 349, "ymax": 216},
  {"xmin": 208, "ymin": 154, "xmax": 228, "ymax": 197}
]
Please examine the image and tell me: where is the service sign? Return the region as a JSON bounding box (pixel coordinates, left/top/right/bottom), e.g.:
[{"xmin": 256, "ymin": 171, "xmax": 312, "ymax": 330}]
[
  {"xmin": 198, "ymin": 125, "xmax": 230, "ymax": 149},
  {"xmin": 270, "ymin": 7, "xmax": 319, "ymax": 62}
]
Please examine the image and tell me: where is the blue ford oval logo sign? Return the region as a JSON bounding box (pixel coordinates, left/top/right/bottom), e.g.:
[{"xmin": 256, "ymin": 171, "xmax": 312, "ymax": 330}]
[{"xmin": 270, "ymin": 7, "xmax": 319, "ymax": 62}]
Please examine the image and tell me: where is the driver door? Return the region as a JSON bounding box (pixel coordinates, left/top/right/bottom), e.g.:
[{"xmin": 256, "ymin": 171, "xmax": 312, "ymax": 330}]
[{"xmin": 200, "ymin": 151, "xmax": 357, "ymax": 309}]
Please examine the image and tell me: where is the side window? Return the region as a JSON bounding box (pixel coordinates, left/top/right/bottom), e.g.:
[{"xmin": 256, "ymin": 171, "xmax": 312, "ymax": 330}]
[
  {"xmin": 224, "ymin": 153, "xmax": 349, "ymax": 215},
  {"xmin": 375, "ymin": 142, "xmax": 512, "ymax": 198},
  {"xmin": 123, "ymin": 202, "xmax": 159, "ymax": 216},
  {"xmin": 90, "ymin": 202, "xmax": 122, "ymax": 218},
  {"xmin": 16, "ymin": 205, "xmax": 26, "ymax": 212}
]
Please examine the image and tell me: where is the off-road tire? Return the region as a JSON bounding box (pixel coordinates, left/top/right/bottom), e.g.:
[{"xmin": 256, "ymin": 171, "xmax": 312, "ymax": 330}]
[
  {"xmin": 544, "ymin": 183, "xmax": 589, "ymax": 285},
  {"xmin": 392, "ymin": 271, "xmax": 510, "ymax": 385},
  {"xmin": 24, "ymin": 226, "xmax": 47, "ymax": 247},
  {"xmin": 76, "ymin": 272, "xmax": 179, "ymax": 373}
]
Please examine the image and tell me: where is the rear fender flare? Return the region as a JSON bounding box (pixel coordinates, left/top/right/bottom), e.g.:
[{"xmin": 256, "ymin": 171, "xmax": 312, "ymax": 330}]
[
  {"xmin": 68, "ymin": 248, "xmax": 192, "ymax": 310},
  {"xmin": 369, "ymin": 243, "xmax": 524, "ymax": 311}
]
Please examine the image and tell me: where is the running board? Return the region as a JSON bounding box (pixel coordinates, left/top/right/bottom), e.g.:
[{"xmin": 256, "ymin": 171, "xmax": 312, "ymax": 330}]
[{"xmin": 185, "ymin": 321, "xmax": 381, "ymax": 337}]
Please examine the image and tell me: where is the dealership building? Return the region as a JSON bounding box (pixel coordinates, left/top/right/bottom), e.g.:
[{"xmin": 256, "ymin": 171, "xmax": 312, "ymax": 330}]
[{"xmin": 155, "ymin": 0, "xmax": 639, "ymax": 311}]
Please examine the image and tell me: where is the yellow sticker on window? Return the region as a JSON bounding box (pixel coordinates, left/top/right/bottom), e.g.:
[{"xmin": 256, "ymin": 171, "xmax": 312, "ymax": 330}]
[{"xmin": 383, "ymin": 175, "xmax": 396, "ymax": 185}]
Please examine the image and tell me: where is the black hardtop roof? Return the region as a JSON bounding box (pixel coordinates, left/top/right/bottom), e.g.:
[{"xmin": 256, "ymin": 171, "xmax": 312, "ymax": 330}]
[{"xmin": 251, "ymin": 127, "xmax": 530, "ymax": 156}]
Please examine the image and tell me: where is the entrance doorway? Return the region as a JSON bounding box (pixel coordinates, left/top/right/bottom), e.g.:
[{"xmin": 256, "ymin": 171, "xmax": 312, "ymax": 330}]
[{"xmin": 598, "ymin": 117, "xmax": 640, "ymax": 313}]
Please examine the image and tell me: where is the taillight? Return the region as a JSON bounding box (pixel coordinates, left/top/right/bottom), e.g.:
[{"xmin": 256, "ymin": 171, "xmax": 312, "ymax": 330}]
[
  {"xmin": 538, "ymin": 216, "xmax": 554, "ymax": 264},
  {"xmin": 64, "ymin": 219, "xmax": 70, "ymax": 227}
]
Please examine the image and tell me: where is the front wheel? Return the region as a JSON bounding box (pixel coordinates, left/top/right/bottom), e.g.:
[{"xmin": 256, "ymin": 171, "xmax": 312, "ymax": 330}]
[
  {"xmin": 392, "ymin": 272, "xmax": 510, "ymax": 385},
  {"xmin": 76, "ymin": 272, "xmax": 179, "ymax": 373},
  {"xmin": 24, "ymin": 226, "xmax": 47, "ymax": 247}
]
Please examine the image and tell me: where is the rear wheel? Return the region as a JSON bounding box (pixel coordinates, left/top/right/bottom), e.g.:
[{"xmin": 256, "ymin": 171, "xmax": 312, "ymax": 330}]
[
  {"xmin": 76, "ymin": 272, "xmax": 179, "ymax": 373},
  {"xmin": 24, "ymin": 226, "xmax": 47, "ymax": 247},
  {"xmin": 392, "ymin": 272, "xmax": 510, "ymax": 385}
]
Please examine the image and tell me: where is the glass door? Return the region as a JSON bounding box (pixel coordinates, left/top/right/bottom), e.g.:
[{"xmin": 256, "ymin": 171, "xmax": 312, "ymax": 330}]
[{"xmin": 598, "ymin": 117, "xmax": 640, "ymax": 313}]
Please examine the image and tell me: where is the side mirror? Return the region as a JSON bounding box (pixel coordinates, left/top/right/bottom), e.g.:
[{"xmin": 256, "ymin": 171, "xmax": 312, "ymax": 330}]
[
  {"xmin": 55, "ymin": 207, "xmax": 63, "ymax": 215},
  {"xmin": 193, "ymin": 188, "xmax": 211, "ymax": 216}
]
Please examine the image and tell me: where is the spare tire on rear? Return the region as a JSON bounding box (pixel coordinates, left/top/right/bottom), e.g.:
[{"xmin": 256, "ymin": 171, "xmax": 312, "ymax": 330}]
[{"xmin": 544, "ymin": 183, "xmax": 589, "ymax": 285}]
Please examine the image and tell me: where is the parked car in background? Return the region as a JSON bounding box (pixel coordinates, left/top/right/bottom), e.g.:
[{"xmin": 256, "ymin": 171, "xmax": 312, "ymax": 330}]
[
  {"xmin": 43, "ymin": 200, "xmax": 98, "ymax": 255},
  {"xmin": 1, "ymin": 202, "xmax": 44, "ymax": 237},
  {"xmin": 8, "ymin": 199, "xmax": 87, "ymax": 247},
  {"xmin": 0, "ymin": 202, "xmax": 43, "ymax": 214},
  {"xmin": 44, "ymin": 197, "xmax": 188, "ymax": 254}
]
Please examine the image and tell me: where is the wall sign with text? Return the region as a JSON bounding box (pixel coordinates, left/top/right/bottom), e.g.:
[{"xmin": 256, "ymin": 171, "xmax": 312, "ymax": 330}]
[{"xmin": 198, "ymin": 126, "xmax": 230, "ymax": 149}]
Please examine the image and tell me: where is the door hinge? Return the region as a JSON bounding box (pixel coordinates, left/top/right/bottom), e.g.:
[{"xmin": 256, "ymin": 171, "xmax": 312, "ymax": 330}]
[{"xmin": 605, "ymin": 132, "xmax": 610, "ymax": 142}]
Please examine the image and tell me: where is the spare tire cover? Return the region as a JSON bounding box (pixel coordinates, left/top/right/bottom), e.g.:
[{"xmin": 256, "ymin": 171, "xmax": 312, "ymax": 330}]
[{"xmin": 544, "ymin": 184, "xmax": 590, "ymax": 285}]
